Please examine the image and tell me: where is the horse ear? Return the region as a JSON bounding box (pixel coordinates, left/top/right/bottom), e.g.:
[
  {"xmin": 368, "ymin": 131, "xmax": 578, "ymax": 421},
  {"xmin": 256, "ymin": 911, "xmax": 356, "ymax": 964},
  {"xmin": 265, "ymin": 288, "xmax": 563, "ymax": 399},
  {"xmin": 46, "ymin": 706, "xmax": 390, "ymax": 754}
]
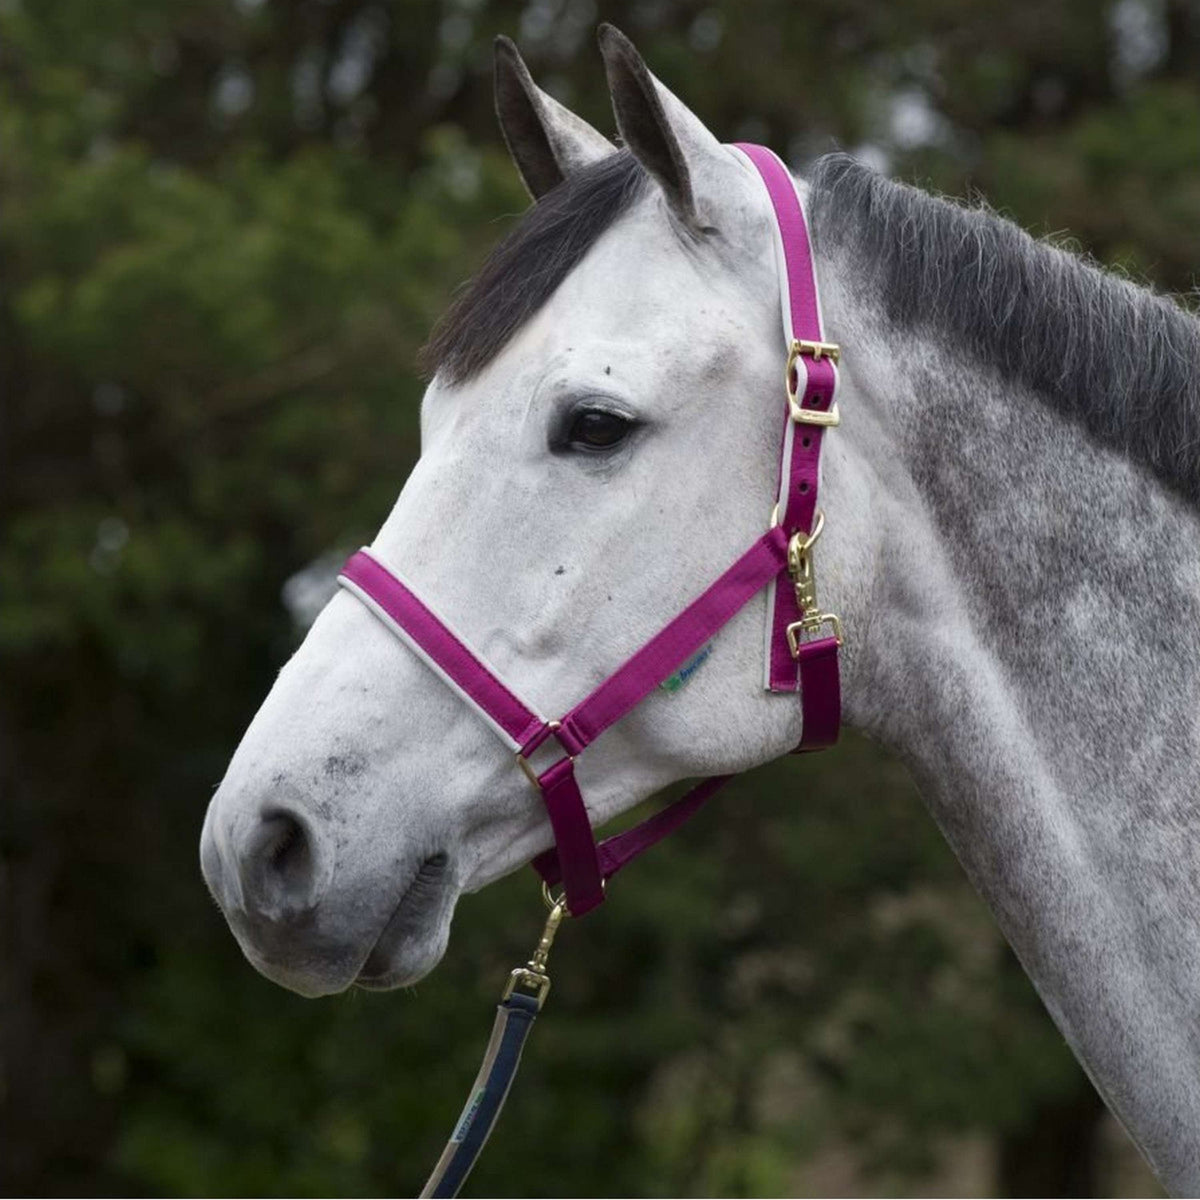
[
  {"xmin": 597, "ymin": 24, "xmax": 726, "ymax": 230},
  {"xmin": 494, "ymin": 36, "xmax": 614, "ymax": 200}
]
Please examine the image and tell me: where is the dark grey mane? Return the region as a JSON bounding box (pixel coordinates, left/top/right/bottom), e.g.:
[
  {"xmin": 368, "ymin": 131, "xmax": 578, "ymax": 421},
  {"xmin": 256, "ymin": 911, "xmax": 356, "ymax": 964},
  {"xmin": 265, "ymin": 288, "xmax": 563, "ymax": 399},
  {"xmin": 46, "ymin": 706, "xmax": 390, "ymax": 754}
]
[
  {"xmin": 424, "ymin": 147, "xmax": 1200, "ymax": 503},
  {"xmin": 420, "ymin": 151, "xmax": 646, "ymax": 383},
  {"xmin": 809, "ymin": 153, "xmax": 1200, "ymax": 504}
]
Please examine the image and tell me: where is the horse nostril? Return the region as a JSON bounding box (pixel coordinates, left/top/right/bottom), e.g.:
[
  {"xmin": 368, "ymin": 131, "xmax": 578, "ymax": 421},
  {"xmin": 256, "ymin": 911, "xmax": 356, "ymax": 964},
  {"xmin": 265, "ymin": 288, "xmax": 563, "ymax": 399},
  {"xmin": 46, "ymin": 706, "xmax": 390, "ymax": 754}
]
[
  {"xmin": 264, "ymin": 811, "xmax": 310, "ymax": 886},
  {"xmin": 242, "ymin": 807, "xmax": 328, "ymax": 920}
]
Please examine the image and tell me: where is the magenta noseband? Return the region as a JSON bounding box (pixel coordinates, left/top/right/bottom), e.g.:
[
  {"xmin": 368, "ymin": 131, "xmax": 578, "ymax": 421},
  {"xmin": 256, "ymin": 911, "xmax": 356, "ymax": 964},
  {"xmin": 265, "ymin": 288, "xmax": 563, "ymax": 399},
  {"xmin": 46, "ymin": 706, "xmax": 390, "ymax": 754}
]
[{"xmin": 338, "ymin": 144, "xmax": 843, "ymax": 916}]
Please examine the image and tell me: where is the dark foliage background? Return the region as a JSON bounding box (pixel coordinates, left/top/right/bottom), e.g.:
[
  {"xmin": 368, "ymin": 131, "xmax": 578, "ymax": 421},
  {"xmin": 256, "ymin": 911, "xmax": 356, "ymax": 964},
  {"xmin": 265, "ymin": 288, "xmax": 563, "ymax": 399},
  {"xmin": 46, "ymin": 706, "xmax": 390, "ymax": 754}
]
[{"xmin": 3, "ymin": 0, "xmax": 1197, "ymax": 1194}]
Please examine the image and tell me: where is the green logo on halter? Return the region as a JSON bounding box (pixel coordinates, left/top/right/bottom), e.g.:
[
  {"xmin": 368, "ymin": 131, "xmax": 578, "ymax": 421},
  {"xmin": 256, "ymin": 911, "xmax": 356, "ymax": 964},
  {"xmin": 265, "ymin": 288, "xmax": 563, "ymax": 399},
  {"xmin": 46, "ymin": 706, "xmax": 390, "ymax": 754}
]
[{"xmin": 660, "ymin": 644, "xmax": 713, "ymax": 694}]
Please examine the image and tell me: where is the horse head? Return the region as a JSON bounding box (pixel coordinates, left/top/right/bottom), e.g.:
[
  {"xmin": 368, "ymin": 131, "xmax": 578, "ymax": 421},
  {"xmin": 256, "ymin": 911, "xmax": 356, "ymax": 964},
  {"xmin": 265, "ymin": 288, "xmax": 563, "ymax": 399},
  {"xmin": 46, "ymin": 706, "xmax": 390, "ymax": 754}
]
[{"xmin": 199, "ymin": 27, "xmax": 873, "ymax": 996}]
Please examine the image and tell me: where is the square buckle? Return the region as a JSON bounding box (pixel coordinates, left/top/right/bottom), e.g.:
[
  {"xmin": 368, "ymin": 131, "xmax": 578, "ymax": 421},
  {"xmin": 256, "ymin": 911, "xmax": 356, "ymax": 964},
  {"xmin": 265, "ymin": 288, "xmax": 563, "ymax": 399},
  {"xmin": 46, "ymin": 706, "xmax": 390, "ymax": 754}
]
[
  {"xmin": 516, "ymin": 720, "xmax": 574, "ymax": 788},
  {"xmin": 786, "ymin": 613, "xmax": 845, "ymax": 658},
  {"xmin": 786, "ymin": 339, "xmax": 842, "ymax": 427},
  {"xmin": 502, "ymin": 966, "xmax": 551, "ymax": 1007},
  {"xmin": 789, "ymin": 398, "xmax": 841, "ymax": 427}
]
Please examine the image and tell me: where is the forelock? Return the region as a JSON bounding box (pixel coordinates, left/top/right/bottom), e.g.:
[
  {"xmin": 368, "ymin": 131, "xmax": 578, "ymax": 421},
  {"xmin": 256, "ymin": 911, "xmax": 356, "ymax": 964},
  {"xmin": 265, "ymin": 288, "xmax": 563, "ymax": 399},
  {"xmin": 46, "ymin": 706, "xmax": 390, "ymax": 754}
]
[{"xmin": 419, "ymin": 151, "xmax": 648, "ymax": 385}]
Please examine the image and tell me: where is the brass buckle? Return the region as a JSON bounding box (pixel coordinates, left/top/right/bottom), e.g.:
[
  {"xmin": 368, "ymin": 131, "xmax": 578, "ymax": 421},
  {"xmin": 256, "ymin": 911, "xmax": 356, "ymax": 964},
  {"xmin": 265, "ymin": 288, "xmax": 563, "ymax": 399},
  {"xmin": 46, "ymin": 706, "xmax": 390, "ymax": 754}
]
[
  {"xmin": 516, "ymin": 720, "xmax": 573, "ymax": 788},
  {"xmin": 790, "ymin": 337, "xmax": 841, "ymax": 365},
  {"xmin": 502, "ymin": 966, "xmax": 552, "ymax": 1007},
  {"xmin": 786, "ymin": 339, "xmax": 841, "ymax": 427},
  {"xmin": 790, "ymin": 402, "xmax": 841, "ymax": 428},
  {"xmin": 786, "ymin": 613, "xmax": 844, "ymax": 657}
]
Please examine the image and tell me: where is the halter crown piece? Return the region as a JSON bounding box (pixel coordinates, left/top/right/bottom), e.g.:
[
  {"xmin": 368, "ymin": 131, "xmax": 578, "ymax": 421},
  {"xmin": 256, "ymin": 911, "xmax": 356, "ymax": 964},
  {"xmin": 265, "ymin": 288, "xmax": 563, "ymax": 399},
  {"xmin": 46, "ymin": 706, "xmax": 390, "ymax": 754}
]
[{"xmin": 337, "ymin": 145, "xmax": 844, "ymax": 1195}]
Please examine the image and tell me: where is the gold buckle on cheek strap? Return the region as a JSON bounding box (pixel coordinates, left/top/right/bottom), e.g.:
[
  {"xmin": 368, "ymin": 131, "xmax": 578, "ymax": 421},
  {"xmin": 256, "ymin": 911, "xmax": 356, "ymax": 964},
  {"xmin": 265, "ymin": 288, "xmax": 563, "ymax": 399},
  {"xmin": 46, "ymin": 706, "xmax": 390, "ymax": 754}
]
[{"xmin": 787, "ymin": 339, "xmax": 841, "ymax": 427}]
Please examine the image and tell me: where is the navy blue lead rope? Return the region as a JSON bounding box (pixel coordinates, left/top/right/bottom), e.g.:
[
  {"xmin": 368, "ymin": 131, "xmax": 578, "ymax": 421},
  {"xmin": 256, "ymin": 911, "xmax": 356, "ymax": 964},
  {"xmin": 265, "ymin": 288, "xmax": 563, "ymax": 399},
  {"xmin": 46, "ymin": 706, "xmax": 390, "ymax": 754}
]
[
  {"xmin": 420, "ymin": 994, "xmax": 541, "ymax": 1198},
  {"xmin": 419, "ymin": 896, "xmax": 566, "ymax": 1198}
]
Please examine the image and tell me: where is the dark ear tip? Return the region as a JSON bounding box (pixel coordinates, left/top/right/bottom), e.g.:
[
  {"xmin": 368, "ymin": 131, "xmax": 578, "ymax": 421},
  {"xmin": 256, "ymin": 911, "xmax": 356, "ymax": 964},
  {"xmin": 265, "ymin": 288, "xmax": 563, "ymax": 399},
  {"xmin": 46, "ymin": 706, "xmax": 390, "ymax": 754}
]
[
  {"xmin": 495, "ymin": 35, "xmax": 534, "ymax": 94},
  {"xmin": 597, "ymin": 23, "xmax": 630, "ymax": 51},
  {"xmin": 597, "ymin": 24, "xmax": 644, "ymax": 76}
]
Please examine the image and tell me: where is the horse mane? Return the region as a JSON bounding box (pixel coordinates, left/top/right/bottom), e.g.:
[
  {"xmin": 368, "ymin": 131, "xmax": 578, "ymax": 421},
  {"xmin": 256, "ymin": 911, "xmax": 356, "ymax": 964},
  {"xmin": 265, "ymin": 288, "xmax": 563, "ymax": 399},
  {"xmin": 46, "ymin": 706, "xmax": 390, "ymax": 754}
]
[
  {"xmin": 809, "ymin": 152, "xmax": 1200, "ymax": 504},
  {"xmin": 422, "ymin": 146, "xmax": 1200, "ymax": 503}
]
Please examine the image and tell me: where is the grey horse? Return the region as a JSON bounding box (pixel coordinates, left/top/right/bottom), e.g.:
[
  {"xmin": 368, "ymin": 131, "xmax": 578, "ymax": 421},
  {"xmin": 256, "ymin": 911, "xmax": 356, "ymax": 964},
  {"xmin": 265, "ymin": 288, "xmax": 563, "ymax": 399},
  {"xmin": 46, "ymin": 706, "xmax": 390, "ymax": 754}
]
[{"xmin": 202, "ymin": 27, "xmax": 1200, "ymax": 1194}]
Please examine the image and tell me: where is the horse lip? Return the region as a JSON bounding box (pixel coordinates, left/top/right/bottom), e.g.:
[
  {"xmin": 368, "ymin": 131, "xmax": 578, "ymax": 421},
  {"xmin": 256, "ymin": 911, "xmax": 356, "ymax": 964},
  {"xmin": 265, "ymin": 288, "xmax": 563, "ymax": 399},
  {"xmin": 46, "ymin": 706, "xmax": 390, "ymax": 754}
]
[{"xmin": 355, "ymin": 852, "xmax": 450, "ymax": 985}]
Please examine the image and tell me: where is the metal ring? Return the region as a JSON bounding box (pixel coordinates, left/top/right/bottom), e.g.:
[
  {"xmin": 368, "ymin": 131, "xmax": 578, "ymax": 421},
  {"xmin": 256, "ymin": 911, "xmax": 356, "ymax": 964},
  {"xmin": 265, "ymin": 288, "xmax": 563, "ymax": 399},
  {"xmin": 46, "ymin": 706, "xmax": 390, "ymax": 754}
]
[
  {"xmin": 540, "ymin": 878, "xmax": 605, "ymax": 912},
  {"xmin": 796, "ymin": 508, "xmax": 826, "ymax": 551}
]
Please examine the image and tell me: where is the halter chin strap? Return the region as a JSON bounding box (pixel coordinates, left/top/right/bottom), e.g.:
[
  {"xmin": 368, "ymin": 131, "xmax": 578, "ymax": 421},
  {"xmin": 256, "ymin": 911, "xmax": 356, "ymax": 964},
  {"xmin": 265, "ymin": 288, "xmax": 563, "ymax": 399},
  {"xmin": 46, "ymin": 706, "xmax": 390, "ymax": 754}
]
[{"xmin": 336, "ymin": 144, "xmax": 842, "ymax": 917}]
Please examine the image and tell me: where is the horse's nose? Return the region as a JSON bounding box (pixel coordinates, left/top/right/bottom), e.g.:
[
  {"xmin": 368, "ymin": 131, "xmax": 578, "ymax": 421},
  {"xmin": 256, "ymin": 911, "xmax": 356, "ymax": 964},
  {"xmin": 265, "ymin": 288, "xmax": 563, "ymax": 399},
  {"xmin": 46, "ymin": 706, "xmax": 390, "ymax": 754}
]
[{"xmin": 201, "ymin": 799, "xmax": 334, "ymax": 922}]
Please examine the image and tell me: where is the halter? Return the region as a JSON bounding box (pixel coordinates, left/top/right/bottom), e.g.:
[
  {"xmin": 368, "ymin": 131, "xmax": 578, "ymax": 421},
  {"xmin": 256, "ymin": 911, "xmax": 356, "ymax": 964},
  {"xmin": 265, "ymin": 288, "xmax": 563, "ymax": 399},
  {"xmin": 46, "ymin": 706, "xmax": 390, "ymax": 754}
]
[
  {"xmin": 337, "ymin": 143, "xmax": 844, "ymax": 918},
  {"xmin": 339, "ymin": 145, "xmax": 843, "ymax": 1194}
]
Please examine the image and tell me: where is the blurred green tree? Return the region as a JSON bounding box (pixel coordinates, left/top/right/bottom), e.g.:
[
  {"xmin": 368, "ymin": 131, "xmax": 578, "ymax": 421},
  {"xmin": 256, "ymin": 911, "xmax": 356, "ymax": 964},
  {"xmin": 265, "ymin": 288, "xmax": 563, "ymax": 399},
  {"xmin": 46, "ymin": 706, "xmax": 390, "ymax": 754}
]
[{"xmin": 3, "ymin": 0, "xmax": 1194, "ymax": 1195}]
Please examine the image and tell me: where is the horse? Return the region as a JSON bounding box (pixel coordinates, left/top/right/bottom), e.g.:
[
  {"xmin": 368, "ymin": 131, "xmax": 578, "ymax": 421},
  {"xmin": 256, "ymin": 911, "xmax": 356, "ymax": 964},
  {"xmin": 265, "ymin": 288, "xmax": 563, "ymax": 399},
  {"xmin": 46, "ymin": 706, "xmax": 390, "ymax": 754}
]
[{"xmin": 200, "ymin": 25, "xmax": 1200, "ymax": 1194}]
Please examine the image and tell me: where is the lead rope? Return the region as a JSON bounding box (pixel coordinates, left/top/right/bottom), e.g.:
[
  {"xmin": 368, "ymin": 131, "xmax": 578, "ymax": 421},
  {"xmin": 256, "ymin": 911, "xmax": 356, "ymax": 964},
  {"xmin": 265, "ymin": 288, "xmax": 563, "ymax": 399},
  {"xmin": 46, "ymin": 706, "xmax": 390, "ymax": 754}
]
[{"xmin": 419, "ymin": 888, "xmax": 568, "ymax": 1199}]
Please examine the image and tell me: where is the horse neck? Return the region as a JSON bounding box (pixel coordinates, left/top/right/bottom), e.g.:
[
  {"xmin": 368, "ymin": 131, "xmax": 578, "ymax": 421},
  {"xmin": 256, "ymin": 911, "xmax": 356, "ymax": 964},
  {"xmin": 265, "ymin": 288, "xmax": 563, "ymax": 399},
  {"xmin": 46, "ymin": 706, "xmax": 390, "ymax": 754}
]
[{"xmin": 842, "ymin": 318, "xmax": 1200, "ymax": 1192}]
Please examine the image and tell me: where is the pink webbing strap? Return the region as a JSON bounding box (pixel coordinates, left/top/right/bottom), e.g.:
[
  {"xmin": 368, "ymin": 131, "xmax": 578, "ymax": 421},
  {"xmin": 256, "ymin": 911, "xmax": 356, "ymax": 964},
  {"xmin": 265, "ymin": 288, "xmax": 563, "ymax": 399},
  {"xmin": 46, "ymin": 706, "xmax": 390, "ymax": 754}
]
[
  {"xmin": 339, "ymin": 549, "xmax": 605, "ymax": 914},
  {"xmin": 551, "ymin": 528, "xmax": 789, "ymax": 756},
  {"xmin": 732, "ymin": 142, "xmax": 842, "ymax": 751},
  {"xmin": 339, "ymin": 551, "xmax": 546, "ymax": 752},
  {"xmin": 794, "ymin": 638, "xmax": 840, "ymax": 751},
  {"xmin": 530, "ymin": 529, "xmax": 791, "ymax": 907},
  {"xmin": 532, "ymin": 774, "xmax": 733, "ymax": 891},
  {"xmin": 732, "ymin": 143, "xmax": 842, "ymax": 714},
  {"xmin": 532, "ymin": 757, "xmax": 604, "ymax": 912}
]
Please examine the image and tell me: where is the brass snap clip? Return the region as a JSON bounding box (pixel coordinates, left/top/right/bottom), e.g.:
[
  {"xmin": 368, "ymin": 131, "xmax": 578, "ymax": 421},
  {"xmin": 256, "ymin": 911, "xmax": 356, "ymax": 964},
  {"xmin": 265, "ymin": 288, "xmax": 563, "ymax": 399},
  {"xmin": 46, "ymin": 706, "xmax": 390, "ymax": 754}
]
[
  {"xmin": 501, "ymin": 888, "xmax": 568, "ymax": 1010},
  {"xmin": 784, "ymin": 510, "xmax": 844, "ymax": 656}
]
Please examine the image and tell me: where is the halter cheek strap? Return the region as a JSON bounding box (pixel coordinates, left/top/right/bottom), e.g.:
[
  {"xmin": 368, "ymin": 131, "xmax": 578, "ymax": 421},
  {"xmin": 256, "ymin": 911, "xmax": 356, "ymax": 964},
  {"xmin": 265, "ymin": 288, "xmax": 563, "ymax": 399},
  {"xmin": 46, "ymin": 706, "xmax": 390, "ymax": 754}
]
[
  {"xmin": 731, "ymin": 142, "xmax": 843, "ymax": 705},
  {"xmin": 337, "ymin": 143, "xmax": 843, "ymax": 918}
]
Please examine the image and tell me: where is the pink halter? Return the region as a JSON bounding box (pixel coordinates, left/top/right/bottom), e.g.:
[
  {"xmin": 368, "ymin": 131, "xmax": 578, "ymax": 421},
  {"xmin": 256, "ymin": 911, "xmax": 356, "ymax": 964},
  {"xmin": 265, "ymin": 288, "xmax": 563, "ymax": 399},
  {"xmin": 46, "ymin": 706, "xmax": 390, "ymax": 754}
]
[{"xmin": 338, "ymin": 144, "xmax": 843, "ymax": 917}]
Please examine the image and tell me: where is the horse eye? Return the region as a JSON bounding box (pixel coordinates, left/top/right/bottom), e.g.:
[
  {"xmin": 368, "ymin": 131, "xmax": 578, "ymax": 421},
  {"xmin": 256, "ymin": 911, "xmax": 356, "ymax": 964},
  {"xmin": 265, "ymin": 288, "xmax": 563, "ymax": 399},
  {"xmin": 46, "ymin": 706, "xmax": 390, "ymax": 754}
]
[{"xmin": 568, "ymin": 408, "xmax": 633, "ymax": 451}]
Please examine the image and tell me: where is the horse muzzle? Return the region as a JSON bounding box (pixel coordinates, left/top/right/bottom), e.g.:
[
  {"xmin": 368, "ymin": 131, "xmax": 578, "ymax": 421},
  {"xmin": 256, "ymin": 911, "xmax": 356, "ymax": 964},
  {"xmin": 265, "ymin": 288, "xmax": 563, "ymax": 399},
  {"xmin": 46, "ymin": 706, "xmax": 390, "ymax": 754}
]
[{"xmin": 200, "ymin": 790, "xmax": 454, "ymax": 996}]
